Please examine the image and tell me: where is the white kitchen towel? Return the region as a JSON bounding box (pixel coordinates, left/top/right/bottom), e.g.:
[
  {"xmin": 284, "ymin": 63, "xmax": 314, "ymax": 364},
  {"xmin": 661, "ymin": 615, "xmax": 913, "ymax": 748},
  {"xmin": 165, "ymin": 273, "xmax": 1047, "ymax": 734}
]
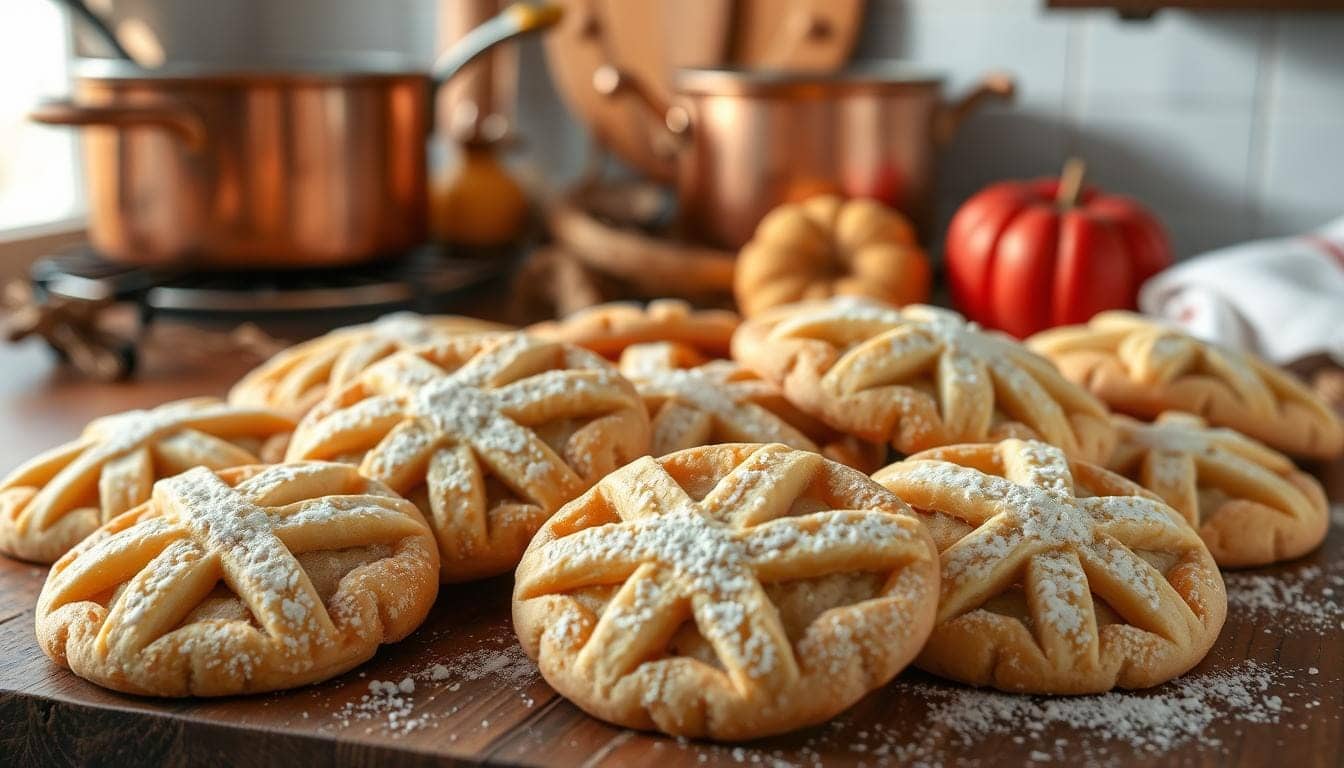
[{"xmin": 1139, "ymin": 217, "xmax": 1344, "ymax": 366}]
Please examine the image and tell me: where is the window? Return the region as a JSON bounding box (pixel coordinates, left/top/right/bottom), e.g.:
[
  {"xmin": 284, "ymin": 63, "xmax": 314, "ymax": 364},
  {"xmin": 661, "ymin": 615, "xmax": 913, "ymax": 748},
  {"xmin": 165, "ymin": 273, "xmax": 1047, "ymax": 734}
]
[{"xmin": 0, "ymin": 2, "xmax": 81, "ymax": 234}]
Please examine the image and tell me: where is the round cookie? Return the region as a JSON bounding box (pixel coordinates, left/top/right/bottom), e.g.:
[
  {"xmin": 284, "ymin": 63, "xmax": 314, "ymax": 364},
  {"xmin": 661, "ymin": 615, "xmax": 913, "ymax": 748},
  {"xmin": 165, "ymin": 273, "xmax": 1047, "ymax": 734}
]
[
  {"xmin": 874, "ymin": 438, "xmax": 1226, "ymax": 694},
  {"xmin": 230, "ymin": 312, "xmax": 512, "ymax": 419},
  {"xmin": 732, "ymin": 298, "xmax": 1115, "ymax": 463},
  {"xmin": 619, "ymin": 341, "xmax": 887, "ymax": 472},
  {"xmin": 1108, "ymin": 411, "xmax": 1329, "ymax": 568},
  {"xmin": 514, "ymin": 443, "xmax": 939, "ymax": 741},
  {"xmin": 36, "ymin": 462, "xmax": 438, "ymax": 697},
  {"xmin": 286, "ymin": 332, "xmax": 651, "ymax": 583},
  {"xmin": 527, "ymin": 299, "xmax": 740, "ymax": 360},
  {"xmin": 0, "ymin": 398, "xmax": 294, "ymax": 564},
  {"xmin": 1027, "ymin": 311, "xmax": 1343, "ymax": 460}
]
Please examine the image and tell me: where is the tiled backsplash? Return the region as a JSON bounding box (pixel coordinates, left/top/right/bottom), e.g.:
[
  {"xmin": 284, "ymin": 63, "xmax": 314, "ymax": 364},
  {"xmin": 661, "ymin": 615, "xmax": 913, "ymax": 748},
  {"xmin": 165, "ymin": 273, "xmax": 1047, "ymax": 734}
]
[{"xmin": 851, "ymin": 0, "xmax": 1344, "ymax": 259}]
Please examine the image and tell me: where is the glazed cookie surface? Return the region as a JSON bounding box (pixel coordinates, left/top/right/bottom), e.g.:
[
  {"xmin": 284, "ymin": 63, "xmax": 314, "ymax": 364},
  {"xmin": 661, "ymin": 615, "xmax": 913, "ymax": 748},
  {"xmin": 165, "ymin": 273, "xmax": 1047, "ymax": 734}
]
[
  {"xmin": 287, "ymin": 333, "xmax": 650, "ymax": 582},
  {"xmin": 1027, "ymin": 311, "xmax": 1343, "ymax": 460},
  {"xmin": 1108, "ymin": 411, "xmax": 1328, "ymax": 568},
  {"xmin": 514, "ymin": 443, "xmax": 939, "ymax": 741},
  {"xmin": 0, "ymin": 397, "xmax": 293, "ymax": 564},
  {"xmin": 36, "ymin": 462, "xmax": 438, "ymax": 697},
  {"xmin": 732, "ymin": 298, "xmax": 1115, "ymax": 462},
  {"xmin": 874, "ymin": 439, "xmax": 1226, "ymax": 694}
]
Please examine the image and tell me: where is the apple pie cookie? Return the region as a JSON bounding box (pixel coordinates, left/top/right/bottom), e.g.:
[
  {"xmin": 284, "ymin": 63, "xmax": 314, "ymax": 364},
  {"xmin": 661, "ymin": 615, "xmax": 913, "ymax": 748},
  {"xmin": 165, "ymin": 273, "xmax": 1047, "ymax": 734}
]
[
  {"xmin": 732, "ymin": 298, "xmax": 1115, "ymax": 463},
  {"xmin": 230, "ymin": 312, "xmax": 512, "ymax": 418},
  {"xmin": 1028, "ymin": 311, "xmax": 1344, "ymax": 460},
  {"xmin": 0, "ymin": 398, "xmax": 294, "ymax": 564},
  {"xmin": 1108, "ymin": 412, "xmax": 1328, "ymax": 568},
  {"xmin": 527, "ymin": 299, "xmax": 740, "ymax": 360},
  {"xmin": 620, "ymin": 342, "xmax": 887, "ymax": 471},
  {"xmin": 36, "ymin": 462, "xmax": 438, "ymax": 697},
  {"xmin": 873, "ymin": 438, "xmax": 1226, "ymax": 694},
  {"xmin": 286, "ymin": 333, "xmax": 650, "ymax": 582},
  {"xmin": 514, "ymin": 443, "xmax": 939, "ymax": 741}
]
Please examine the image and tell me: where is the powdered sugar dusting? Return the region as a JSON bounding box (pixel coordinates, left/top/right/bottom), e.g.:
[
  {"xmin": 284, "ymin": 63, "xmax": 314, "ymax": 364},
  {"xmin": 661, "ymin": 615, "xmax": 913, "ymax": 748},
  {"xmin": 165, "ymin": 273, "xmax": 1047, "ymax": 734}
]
[{"xmin": 1225, "ymin": 560, "xmax": 1344, "ymax": 631}]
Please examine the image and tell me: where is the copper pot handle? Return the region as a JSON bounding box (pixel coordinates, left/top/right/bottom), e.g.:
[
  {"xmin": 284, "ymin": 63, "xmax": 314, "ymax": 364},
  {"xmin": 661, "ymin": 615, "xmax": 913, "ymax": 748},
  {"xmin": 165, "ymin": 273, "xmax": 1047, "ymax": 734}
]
[
  {"xmin": 934, "ymin": 72, "xmax": 1016, "ymax": 147},
  {"xmin": 592, "ymin": 64, "xmax": 693, "ymax": 154},
  {"xmin": 430, "ymin": 1, "xmax": 562, "ymax": 90},
  {"xmin": 30, "ymin": 100, "xmax": 206, "ymax": 150}
]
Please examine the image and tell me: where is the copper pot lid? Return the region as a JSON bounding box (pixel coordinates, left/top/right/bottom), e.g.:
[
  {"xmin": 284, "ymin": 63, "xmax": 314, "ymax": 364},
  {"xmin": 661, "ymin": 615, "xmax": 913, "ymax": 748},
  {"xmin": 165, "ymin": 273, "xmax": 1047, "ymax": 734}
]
[{"xmin": 674, "ymin": 62, "xmax": 945, "ymax": 97}]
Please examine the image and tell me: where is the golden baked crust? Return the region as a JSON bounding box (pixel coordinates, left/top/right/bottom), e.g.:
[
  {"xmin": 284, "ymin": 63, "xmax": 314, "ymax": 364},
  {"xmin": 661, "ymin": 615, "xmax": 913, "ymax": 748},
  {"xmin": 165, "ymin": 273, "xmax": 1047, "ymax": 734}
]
[
  {"xmin": 619, "ymin": 342, "xmax": 887, "ymax": 472},
  {"xmin": 514, "ymin": 443, "xmax": 938, "ymax": 741},
  {"xmin": 229, "ymin": 313, "xmax": 512, "ymax": 418},
  {"xmin": 526, "ymin": 299, "xmax": 740, "ymax": 360},
  {"xmin": 286, "ymin": 333, "xmax": 650, "ymax": 583},
  {"xmin": 1027, "ymin": 311, "xmax": 1344, "ymax": 460},
  {"xmin": 874, "ymin": 439, "xmax": 1226, "ymax": 694},
  {"xmin": 732, "ymin": 298, "xmax": 1115, "ymax": 463},
  {"xmin": 36, "ymin": 462, "xmax": 438, "ymax": 697},
  {"xmin": 734, "ymin": 195, "xmax": 930, "ymax": 317},
  {"xmin": 1108, "ymin": 412, "xmax": 1328, "ymax": 568},
  {"xmin": 0, "ymin": 398, "xmax": 294, "ymax": 564}
]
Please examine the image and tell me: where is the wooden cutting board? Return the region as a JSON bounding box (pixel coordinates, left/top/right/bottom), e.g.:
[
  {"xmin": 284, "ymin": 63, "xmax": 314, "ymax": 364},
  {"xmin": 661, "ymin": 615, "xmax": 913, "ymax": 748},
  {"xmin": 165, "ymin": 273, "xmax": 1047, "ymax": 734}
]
[{"xmin": 0, "ymin": 333, "xmax": 1341, "ymax": 767}]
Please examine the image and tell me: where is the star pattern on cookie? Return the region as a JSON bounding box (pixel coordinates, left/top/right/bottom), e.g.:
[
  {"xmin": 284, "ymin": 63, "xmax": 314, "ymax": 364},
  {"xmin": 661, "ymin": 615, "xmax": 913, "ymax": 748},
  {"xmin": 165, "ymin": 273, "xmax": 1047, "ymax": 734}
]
[
  {"xmin": 515, "ymin": 443, "xmax": 937, "ymax": 740},
  {"xmin": 37, "ymin": 462, "xmax": 436, "ymax": 697},
  {"xmin": 1028, "ymin": 311, "xmax": 1343, "ymax": 459},
  {"xmin": 287, "ymin": 333, "xmax": 649, "ymax": 582},
  {"xmin": 1109, "ymin": 412, "xmax": 1329, "ymax": 567},
  {"xmin": 734, "ymin": 300, "xmax": 1114, "ymax": 462},
  {"xmin": 0, "ymin": 397, "xmax": 293, "ymax": 563},
  {"xmin": 874, "ymin": 438, "xmax": 1226, "ymax": 694}
]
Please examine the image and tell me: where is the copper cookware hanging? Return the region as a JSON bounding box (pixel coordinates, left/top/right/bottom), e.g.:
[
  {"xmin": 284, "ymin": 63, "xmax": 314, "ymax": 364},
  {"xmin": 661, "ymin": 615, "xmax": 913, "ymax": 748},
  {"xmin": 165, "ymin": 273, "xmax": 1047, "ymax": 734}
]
[
  {"xmin": 596, "ymin": 64, "xmax": 1016, "ymax": 249},
  {"xmin": 30, "ymin": 2, "xmax": 561, "ymax": 268}
]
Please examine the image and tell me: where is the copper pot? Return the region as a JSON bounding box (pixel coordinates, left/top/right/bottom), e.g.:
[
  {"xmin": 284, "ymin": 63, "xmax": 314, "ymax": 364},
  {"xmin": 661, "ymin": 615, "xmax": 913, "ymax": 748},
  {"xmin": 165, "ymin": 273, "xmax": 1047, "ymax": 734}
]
[
  {"xmin": 30, "ymin": 3, "xmax": 560, "ymax": 268},
  {"xmin": 596, "ymin": 64, "xmax": 1015, "ymax": 249}
]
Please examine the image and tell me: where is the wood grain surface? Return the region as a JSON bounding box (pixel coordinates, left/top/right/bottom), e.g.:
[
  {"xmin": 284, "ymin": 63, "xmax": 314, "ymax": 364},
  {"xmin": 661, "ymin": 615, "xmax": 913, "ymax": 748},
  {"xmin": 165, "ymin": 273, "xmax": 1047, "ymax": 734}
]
[{"xmin": 0, "ymin": 328, "xmax": 1340, "ymax": 767}]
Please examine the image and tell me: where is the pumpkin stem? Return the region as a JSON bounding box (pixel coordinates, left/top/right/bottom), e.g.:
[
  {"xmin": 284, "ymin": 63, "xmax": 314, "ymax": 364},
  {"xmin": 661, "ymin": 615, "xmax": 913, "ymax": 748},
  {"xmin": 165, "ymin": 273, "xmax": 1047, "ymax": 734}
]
[{"xmin": 1056, "ymin": 157, "xmax": 1087, "ymax": 209}]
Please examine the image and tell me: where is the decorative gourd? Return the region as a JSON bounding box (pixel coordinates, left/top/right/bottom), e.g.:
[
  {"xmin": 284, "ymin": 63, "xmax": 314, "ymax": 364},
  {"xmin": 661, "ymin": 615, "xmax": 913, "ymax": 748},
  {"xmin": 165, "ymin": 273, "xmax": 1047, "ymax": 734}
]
[
  {"xmin": 733, "ymin": 195, "xmax": 931, "ymax": 317},
  {"xmin": 944, "ymin": 159, "xmax": 1172, "ymax": 338}
]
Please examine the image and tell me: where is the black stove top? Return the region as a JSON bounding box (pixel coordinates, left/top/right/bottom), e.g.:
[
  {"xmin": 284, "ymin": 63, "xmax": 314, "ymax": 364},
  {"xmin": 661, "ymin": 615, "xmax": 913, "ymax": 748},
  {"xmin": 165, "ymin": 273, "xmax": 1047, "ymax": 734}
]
[{"xmin": 32, "ymin": 246, "xmax": 505, "ymax": 319}]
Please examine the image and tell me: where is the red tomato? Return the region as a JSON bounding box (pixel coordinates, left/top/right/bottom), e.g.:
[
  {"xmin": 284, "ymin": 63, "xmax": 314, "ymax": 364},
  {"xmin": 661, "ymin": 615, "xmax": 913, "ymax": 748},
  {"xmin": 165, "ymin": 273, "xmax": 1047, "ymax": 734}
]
[{"xmin": 944, "ymin": 177, "xmax": 1172, "ymax": 338}]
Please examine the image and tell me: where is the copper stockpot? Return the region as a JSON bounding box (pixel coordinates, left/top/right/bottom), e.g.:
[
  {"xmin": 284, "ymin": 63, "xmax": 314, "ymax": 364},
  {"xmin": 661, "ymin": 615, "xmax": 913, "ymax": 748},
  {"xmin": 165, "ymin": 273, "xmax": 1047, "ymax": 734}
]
[
  {"xmin": 596, "ymin": 64, "xmax": 1015, "ymax": 249},
  {"xmin": 30, "ymin": 3, "xmax": 559, "ymax": 268}
]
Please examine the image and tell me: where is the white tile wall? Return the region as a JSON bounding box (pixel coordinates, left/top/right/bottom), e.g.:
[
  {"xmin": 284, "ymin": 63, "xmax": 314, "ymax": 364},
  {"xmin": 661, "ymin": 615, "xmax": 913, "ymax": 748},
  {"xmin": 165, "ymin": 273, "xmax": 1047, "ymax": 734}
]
[{"xmin": 851, "ymin": 1, "xmax": 1344, "ymax": 259}]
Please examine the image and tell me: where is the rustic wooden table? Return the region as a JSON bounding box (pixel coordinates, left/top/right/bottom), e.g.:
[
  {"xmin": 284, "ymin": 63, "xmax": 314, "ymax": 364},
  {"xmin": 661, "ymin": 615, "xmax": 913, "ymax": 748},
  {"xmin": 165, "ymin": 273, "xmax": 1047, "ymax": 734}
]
[{"xmin": 0, "ymin": 329, "xmax": 1340, "ymax": 767}]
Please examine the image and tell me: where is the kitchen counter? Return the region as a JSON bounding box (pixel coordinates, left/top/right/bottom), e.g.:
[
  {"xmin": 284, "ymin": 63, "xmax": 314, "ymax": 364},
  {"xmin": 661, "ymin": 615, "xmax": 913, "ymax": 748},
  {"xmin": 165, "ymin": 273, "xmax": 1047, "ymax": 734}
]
[{"xmin": 0, "ymin": 332, "xmax": 1341, "ymax": 767}]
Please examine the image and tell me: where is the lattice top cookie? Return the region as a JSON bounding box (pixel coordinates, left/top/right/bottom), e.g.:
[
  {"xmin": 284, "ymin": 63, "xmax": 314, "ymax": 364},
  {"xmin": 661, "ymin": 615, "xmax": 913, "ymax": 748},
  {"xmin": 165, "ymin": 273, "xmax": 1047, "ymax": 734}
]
[
  {"xmin": 873, "ymin": 439, "xmax": 1226, "ymax": 694},
  {"xmin": 0, "ymin": 397, "xmax": 294, "ymax": 564},
  {"xmin": 1109, "ymin": 411, "xmax": 1328, "ymax": 568},
  {"xmin": 513, "ymin": 443, "xmax": 939, "ymax": 741},
  {"xmin": 1028, "ymin": 311, "xmax": 1343, "ymax": 459},
  {"xmin": 732, "ymin": 298, "xmax": 1115, "ymax": 462},
  {"xmin": 229, "ymin": 312, "xmax": 511, "ymax": 418},
  {"xmin": 286, "ymin": 333, "xmax": 650, "ymax": 582},
  {"xmin": 527, "ymin": 299, "xmax": 740, "ymax": 360},
  {"xmin": 36, "ymin": 462, "xmax": 438, "ymax": 697},
  {"xmin": 619, "ymin": 342, "xmax": 886, "ymax": 471}
]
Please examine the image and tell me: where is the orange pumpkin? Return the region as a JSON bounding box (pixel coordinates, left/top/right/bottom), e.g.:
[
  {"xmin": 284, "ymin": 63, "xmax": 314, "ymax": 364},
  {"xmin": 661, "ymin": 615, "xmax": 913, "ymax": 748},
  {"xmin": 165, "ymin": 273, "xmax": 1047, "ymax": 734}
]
[{"xmin": 733, "ymin": 195, "xmax": 930, "ymax": 317}]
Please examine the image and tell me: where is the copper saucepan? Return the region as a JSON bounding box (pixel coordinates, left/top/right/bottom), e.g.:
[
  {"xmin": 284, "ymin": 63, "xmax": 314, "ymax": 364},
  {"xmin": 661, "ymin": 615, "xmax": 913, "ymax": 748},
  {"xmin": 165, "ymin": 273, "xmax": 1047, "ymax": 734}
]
[
  {"xmin": 596, "ymin": 64, "xmax": 1016, "ymax": 249},
  {"xmin": 31, "ymin": 3, "xmax": 561, "ymax": 268}
]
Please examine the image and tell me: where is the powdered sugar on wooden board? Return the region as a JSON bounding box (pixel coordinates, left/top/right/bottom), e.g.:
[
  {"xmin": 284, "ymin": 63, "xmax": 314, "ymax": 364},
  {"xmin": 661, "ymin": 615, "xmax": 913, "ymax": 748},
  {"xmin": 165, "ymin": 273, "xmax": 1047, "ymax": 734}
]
[
  {"xmin": 326, "ymin": 634, "xmax": 541, "ymax": 736},
  {"xmin": 661, "ymin": 661, "xmax": 1326, "ymax": 767},
  {"xmin": 1224, "ymin": 555, "xmax": 1344, "ymax": 632}
]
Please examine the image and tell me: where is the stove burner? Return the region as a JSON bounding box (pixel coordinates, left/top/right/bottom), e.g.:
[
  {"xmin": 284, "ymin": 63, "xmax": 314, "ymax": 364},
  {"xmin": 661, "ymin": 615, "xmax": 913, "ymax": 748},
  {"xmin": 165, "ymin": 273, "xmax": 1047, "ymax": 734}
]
[{"xmin": 33, "ymin": 246, "xmax": 504, "ymax": 316}]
